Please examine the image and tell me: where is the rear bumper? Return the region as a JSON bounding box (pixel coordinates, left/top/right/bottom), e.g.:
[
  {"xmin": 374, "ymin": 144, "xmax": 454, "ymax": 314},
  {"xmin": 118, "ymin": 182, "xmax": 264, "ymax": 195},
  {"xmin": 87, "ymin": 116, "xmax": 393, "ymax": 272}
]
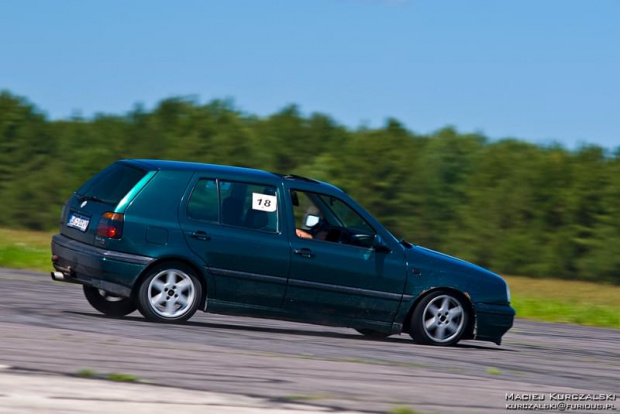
[
  {"xmin": 474, "ymin": 303, "xmax": 515, "ymax": 345},
  {"xmin": 51, "ymin": 234, "xmax": 154, "ymax": 297}
]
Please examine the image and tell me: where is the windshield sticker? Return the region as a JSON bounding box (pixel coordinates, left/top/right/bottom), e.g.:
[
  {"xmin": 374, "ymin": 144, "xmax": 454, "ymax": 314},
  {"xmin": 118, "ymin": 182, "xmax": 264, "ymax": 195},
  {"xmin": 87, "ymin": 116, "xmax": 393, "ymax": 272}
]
[{"xmin": 252, "ymin": 192, "xmax": 277, "ymax": 212}]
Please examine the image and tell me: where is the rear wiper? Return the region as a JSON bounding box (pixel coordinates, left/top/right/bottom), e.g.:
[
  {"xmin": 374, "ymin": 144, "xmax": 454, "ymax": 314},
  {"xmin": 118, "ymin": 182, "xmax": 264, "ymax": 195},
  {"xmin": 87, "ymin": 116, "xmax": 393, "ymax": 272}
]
[{"xmin": 76, "ymin": 194, "xmax": 108, "ymax": 204}]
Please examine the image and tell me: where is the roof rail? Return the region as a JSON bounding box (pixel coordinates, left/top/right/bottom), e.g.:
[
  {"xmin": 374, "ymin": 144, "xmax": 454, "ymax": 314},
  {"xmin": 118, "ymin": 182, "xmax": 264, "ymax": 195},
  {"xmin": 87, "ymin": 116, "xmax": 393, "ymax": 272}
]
[{"xmin": 276, "ymin": 173, "xmax": 320, "ymax": 183}]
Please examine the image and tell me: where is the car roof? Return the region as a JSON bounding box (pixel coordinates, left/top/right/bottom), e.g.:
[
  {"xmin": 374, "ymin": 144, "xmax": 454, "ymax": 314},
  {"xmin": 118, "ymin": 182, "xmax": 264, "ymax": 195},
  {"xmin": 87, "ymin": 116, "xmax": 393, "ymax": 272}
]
[
  {"xmin": 126, "ymin": 159, "xmax": 278, "ymax": 180},
  {"xmin": 122, "ymin": 159, "xmax": 343, "ymax": 193}
]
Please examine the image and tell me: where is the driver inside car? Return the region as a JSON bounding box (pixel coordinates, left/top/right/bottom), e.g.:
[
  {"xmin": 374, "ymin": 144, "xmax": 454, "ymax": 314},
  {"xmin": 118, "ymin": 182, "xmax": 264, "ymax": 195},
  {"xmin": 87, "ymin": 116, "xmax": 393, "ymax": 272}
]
[
  {"xmin": 296, "ymin": 228, "xmax": 313, "ymax": 239},
  {"xmin": 291, "ymin": 191, "xmax": 327, "ymax": 240}
]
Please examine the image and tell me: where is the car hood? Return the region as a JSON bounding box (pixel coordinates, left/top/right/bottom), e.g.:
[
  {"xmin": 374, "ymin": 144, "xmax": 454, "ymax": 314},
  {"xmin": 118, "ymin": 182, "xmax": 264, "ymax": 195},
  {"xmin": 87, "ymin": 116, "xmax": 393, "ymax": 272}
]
[
  {"xmin": 408, "ymin": 245, "xmax": 497, "ymax": 277},
  {"xmin": 405, "ymin": 245, "xmax": 509, "ymax": 304}
]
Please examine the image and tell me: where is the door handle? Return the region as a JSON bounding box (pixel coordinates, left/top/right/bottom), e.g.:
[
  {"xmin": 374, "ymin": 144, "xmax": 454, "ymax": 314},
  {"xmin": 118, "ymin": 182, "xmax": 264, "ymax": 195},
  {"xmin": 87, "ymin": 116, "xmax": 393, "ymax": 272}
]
[
  {"xmin": 293, "ymin": 248, "xmax": 315, "ymax": 258},
  {"xmin": 189, "ymin": 231, "xmax": 211, "ymax": 241}
]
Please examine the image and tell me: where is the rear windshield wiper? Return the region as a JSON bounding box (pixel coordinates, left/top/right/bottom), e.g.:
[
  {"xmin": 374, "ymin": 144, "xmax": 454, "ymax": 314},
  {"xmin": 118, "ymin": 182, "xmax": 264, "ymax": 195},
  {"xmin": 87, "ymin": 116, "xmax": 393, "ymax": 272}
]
[{"xmin": 76, "ymin": 194, "xmax": 110, "ymax": 204}]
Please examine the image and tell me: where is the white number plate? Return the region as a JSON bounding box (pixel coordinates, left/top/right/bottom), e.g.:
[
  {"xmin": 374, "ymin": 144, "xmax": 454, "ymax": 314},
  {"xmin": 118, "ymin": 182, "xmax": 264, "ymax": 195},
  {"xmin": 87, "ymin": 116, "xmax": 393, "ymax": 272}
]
[
  {"xmin": 252, "ymin": 193, "xmax": 277, "ymax": 212},
  {"xmin": 67, "ymin": 213, "xmax": 90, "ymax": 232}
]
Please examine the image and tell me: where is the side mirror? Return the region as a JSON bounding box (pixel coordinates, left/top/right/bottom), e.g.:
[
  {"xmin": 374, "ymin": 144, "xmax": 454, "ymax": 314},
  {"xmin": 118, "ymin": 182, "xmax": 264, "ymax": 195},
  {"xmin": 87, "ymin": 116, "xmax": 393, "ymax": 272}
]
[
  {"xmin": 372, "ymin": 234, "xmax": 391, "ymax": 253},
  {"xmin": 304, "ymin": 214, "xmax": 320, "ymax": 228}
]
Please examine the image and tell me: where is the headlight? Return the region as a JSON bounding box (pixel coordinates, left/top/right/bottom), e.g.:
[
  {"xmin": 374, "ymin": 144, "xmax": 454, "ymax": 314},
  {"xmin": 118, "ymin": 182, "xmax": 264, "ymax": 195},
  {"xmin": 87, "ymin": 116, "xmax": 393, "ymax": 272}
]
[{"xmin": 506, "ymin": 283, "xmax": 511, "ymax": 304}]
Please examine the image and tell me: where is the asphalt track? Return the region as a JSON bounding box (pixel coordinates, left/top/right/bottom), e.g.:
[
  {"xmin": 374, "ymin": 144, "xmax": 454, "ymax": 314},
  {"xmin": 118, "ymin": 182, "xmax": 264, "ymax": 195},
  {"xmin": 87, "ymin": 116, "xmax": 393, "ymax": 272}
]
[{"xmin": 0, "ymin": 268, "xmax": 618, "ymax": 413}]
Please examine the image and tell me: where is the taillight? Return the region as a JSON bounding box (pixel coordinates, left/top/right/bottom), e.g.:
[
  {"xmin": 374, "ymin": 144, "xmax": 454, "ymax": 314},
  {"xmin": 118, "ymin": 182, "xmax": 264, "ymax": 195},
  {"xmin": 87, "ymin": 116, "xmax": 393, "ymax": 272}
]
[{"xmin": 97, "ymin": 212, "xmax": 124, "ymax": 239}]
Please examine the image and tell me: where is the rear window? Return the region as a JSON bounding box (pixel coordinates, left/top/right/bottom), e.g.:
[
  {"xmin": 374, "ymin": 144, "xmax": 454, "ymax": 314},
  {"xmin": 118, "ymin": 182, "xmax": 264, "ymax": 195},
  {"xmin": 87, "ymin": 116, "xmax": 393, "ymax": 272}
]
[
  {"xmin": 186, "ymin": 179, "xmax": 279, "ymax": 233},
  {"xmin": 76, "ymin": 163, "xmax": 147, "ymax": 205},
  {"xmin": 220, "ymin": 180, "xmax": 279, "ymax": 233}
]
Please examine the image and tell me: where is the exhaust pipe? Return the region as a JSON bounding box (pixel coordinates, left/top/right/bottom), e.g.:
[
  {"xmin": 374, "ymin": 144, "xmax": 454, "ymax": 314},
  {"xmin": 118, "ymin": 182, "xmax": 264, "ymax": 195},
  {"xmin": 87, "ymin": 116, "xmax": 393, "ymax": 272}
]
[{"xmin": 51, "ymin": 271, "xmax": 66, "ymax": 281}]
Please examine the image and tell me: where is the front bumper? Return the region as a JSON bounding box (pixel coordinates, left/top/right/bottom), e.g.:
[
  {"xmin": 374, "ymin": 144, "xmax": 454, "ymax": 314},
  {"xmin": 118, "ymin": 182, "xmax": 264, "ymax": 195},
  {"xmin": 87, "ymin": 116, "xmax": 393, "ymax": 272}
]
[
  {"xmin": 474, "ymin": 303, "xmax": 515, "ymax": 345},
  {"xmin": 51, "ymin": 234, "xmax": 154, "ymax": 298}
]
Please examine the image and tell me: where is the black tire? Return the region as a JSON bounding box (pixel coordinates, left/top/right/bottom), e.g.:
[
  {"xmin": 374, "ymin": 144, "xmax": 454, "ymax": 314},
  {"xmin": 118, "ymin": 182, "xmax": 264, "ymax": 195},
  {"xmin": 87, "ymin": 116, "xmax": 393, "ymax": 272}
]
[
  {"xmin": 355, "ymin": 328, "xmax": 391, "ymax": 339},
  {"xmin": 136, "ymin": 263, "xmax": 202, "ymax": 323},
  {"xmin": 83, "ymin": 285, "xmax": 137, "ymax": 317},
  {"xmin": 409, "ymin": 291, "xmax": 468, "ymax": 346}
]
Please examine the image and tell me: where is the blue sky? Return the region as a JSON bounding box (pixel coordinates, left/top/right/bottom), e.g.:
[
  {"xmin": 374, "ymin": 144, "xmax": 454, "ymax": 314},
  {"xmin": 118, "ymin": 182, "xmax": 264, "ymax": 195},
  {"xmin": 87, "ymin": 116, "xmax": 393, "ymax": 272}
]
[{"xmin": 1, "ymin": 0, "xmax": 619, "ymax": 149}]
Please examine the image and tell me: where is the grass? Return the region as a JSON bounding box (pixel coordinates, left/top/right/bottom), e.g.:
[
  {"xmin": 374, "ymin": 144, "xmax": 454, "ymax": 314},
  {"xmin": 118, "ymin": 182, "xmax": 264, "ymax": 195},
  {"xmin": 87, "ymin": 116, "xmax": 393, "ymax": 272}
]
[
  {"xmin": 106, "ymin": 372, "xmax": 138, "ymax": 382},
  {"xmin": 486, "ymin": 367, "xmax": 502, "ymax": 375},
  {"xmin": 0, "ymin": 228, "xmax": 54, "ymax": 273},
  {"xmin": 389, "ymin": 406, "xmax": 421, "ymax": 414},
  {"xmin": 504, "ymin": 275, "xmax": 620, "ymax": 329},
  {"xmin": 75, "ymin": 368, "xmax": 98, "ymax": 378},
  {"xmin": 0, "ymin": 227, "xmax": 618, "ymax": 329},
  {"xmin": 75, "ymin": 368, "xmax": 138, "ymax": 383},
  {"xmin": 283, "ymin": 394, "xmax": 327, "ymax": 401}
]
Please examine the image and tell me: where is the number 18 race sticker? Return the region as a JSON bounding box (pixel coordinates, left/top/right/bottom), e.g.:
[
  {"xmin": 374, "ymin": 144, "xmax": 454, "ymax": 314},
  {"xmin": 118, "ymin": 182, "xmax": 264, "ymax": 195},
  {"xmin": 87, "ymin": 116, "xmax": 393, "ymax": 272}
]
[{"xmin": 252, "ymin": 193, "xmax": 277, "ymax": 212}]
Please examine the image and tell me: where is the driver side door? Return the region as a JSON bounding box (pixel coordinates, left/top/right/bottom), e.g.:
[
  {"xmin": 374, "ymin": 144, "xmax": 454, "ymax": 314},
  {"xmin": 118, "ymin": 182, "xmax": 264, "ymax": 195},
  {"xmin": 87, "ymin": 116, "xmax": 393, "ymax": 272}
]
[{"xmin": 285, "ymin": 189, "xmax": 407, "ymax": 323}]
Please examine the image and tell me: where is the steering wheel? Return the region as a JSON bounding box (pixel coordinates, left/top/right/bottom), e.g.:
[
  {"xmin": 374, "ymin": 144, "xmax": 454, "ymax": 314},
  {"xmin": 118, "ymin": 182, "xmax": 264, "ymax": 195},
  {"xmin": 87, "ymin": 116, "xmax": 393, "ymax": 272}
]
[
  {"xmin": 325, "ymin": 226, "xmax": 353, "ymax": 244},
  {"xmin": 309, "ymin": 218, "xmax": 328, "ymax": 237},
  {"xmin": 349, "ymin": 232, "xmax": 374, "ymax": 248}
]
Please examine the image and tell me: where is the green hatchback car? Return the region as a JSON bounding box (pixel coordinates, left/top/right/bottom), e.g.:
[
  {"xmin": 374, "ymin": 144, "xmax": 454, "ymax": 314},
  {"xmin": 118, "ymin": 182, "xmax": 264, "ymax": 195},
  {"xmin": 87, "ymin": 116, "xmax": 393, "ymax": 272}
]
[{"xmin": 51, "ymin": 159, "xmax": 514, "ymax": 346}]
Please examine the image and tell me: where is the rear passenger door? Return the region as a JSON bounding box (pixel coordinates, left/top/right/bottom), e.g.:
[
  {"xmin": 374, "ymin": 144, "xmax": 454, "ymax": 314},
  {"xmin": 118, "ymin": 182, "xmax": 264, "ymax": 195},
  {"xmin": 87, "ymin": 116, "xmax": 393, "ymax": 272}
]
[{"xmin": 179, "ymin": 177, "xmax": 290, "ymax": 309}]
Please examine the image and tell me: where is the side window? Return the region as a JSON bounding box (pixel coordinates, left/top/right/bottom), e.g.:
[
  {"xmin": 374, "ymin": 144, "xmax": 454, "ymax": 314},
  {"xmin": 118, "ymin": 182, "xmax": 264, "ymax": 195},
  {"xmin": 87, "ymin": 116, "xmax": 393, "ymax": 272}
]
[
  {"xmin": 291, "ymin": 191, "xmax": 324, "ymax": 239},
  {"xmin": 318, "ymin": 195, "xmax": 374, "ymax": 234},
  {"xmin": 291, "ymin": 190, "xmax": 375, "ymax": 247},
  {"xmin": 187, "ymin": 179, "xmax": 218, "ymax": 222},
  {"xmin": 220, "ymin": 181, "xmax": 279, "ymax": 233}
]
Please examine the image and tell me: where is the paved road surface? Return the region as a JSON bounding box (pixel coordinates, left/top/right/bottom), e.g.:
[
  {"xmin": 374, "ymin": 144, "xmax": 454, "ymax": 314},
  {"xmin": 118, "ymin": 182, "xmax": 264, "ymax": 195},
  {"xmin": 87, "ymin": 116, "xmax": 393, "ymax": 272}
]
[
  {"xmin": 0, "ymin": 269, "xmax": 618, "ymax": 413},
  {"xmin": 0, "ymin": 368, "xmax": 363, "ymax": 414}
]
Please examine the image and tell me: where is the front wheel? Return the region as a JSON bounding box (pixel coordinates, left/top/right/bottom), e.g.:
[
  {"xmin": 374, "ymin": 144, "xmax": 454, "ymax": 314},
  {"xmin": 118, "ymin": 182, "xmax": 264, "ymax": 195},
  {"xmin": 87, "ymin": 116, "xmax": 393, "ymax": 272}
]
[
  {"xmin": 409, "ymin": 291, "xmax": 468, "ymax": 346},
  {"xmin": 136, "ymin": 264, "xmax": 202, "ymax": 323},
  {"xmin": 83, "ymin": 285, "xmax": 137, "ymax": 317}
]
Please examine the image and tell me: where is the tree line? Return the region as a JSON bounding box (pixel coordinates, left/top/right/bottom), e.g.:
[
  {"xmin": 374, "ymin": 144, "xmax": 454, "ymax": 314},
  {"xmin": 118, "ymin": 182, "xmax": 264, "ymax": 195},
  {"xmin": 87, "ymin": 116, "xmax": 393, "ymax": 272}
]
[{"xmin": 1, "ymin": 90, "xmax": 618, "ymax": 284}]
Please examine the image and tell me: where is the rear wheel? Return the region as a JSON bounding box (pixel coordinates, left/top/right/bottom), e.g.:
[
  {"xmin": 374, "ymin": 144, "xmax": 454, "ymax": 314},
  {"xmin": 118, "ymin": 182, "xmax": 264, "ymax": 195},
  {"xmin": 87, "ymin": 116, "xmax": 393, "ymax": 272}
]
[
  {"xmin": 409, "ymin": 291, "xmax": 468, "ymax": 346},
  {"xmin": 136, "ymin": 263, "xmax": 202, "ymax": 323},
  {"xmin": 83, "ymin": 285, "xmax": 137, "ymax": 317},
  {"xmin": 355, "ymin": 329, "xmax": 391, "ymax": 339}
]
